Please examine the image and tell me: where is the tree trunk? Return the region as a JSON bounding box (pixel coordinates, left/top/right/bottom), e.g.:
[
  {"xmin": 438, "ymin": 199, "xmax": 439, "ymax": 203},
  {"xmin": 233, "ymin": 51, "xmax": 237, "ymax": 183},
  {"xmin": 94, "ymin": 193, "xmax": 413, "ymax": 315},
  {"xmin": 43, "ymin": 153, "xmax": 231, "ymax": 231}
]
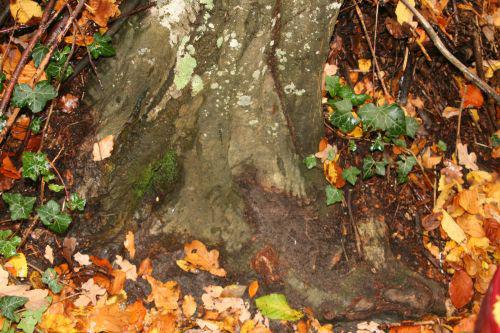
[{"xmin": 71, "ymin": 0, "xmax": 446, "ymax": 321}]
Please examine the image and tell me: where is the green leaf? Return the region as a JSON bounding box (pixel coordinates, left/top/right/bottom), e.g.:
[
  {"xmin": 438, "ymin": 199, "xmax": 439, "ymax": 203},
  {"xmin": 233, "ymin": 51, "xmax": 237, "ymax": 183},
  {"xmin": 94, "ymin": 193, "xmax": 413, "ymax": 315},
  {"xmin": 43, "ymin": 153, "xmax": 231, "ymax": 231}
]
[
  {"xmin": 29, "ymin": 117, "xmax": 42, "ymax": 134},
  {"xmin": 370, "ymin": 134, "xmax": 385, "ymax": 152},
  {"xmin": 37, "ymin": 200, "xmax": 71, "ymax": 234},
  {"xmin": 392, "ymin": 137, "xmax": 407, "ymax": 147},
  {"xmin": 0, "ymin": 72, "xmax": 5, "ymax": 93},
  {"xmin": 89, "ymin": 33, "xmax": 116, "ymax": 59},
  {"xmin": 342, "ymin": 167, "xmax": 361, "ymax": 186},
  {"xmin": 46, "ymin": 46, "xmax": 74, "ymax": 81},
  {"xmin": 329, "ymin": 99, "xmax": 359, "ymax": 133},
  {"xmin": 2, "ymin": 193, "xmax": 36, "ymax": 220},
  {"xmin": 337, "ymin": 85, "xmax": 353, "ymax": 99},
  {"xmin": 397, "ymin": 155, "xmax": 417, "ymax": 183},
  {"xmin": 348, "ymin": 140, "xmax": 357, "ymax": 152},
  {"xmin": 437, "ymin": 140, "xmax": 447, "ymax": 152},
  {"xmin": 0, "ymin": 230, "xmax": 21, "ymax": 259},
  {"xmin": 405, "ymin": 117, "xmax": 419, "ymax": 138},
  {"xmin": 303, "ymin": 154, "xmax": 317, "ymax": 170},
  {"xmin": 22, "ymin": 152, "xmax": 50, "ymax": 181},
  {"xmin": 17, "ymin": 303, "xmax": 48, "ymax": 333},
  {"xmin": 12, "ymin": 81, "xmax": 57, "ymax": 113},
  {"xmin": 0, "ymin": 296, "xmax": 28, "ymax": 322},
  {"xmin": 48, "ymin": 184, "xmax": 64, "ymax": 192},
  {"xmin": 325, "ymin": 185, "xmax": 344, "ymax": 205},
  {"xmin": 42, "ymin": 268, "xmax": 62, "ymax": 294},
  {"xmin": 0, "ymin": 319, "xmax": 13, "ymax": 333},
  {"xmin": 31, "ymin": 43, "xmax": 49, "ymax": 68},
  {"xmin": 492, "ymin": 134, "xmax": 500, "ymax": 147},
  {"xmin": 358, "ymin": 103, "xmax": 406, "ymax": 136},
  {"xmin": 67, "ymin": 193, "xmax": 86, "ymax": 211},
  {"xmin": 362, "ymin": 155, "xmax": 387, "ymax": 179},
  {"xmin": 325, "ymin": 75, "xmax": 340, "ymax": 97},
  {"xmin": 0, "ymin": 115, "xmax": 6, "ymax": 132},
  {"xmin": 350, "ymin": 93, "xmax": 370, "ymax": 106},
  {"xmin": 255, "ymin": 294, "xmax": 303, "ymax": 321}
]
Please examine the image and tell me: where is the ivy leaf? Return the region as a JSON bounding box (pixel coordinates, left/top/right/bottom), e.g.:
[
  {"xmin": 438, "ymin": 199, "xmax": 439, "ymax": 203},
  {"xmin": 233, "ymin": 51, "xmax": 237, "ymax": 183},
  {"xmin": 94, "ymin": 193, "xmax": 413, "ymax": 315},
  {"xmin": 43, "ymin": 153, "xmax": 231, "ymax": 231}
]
[
  {"xmin": 42, "ymin": 268, "xmax": 62, "ymax": 294},
  {"xmin": 46, "ymin": 46, "xmax": 74, "ymax": 81},
  {"xmin": 12, "ymin": 81, "xmax": 57, "ymax": 113},
  {"xmin": 348, "ymin": 140, "xmax": 357, "ymax": 152},
  {"xmin": 405, "ymin": 117, "xmax": 419, "ymax": 138},
  {"xmin": 255, "ymin": 294, "xmax": 303, "ymax": 321},
  {"xmin": 342, "ymin": 167, "xmax": 361, "ymax": 186},
  {"xmin": 37, "ymin": 200, "xmax": 71, "ymax": 234},
  {"xmin": 0, "ymin": 72, "xmax": 5, "ymax": 93},
  {"xmin": 397, "ymin": 155, "xmax": 417, "ymax": 183},
  {"xmin": 337, "ymin": 85, "xmax": 353, "ymax": 99},
  {"xmin": 0, "ymin": 230, "xmax": 21, "ymax": 259},
  {"xmin": 492, "ymin": 134, "xmax": 500, "ymax": 147},
  {"xmin": 29, "ymin": 117, "xmax": 42, "ymax": 134},
  {"xmin": 31, "ymin": 43, "xmax": 49, "ymax": 68},
  {"xmin": 370, "ymin": 134, "xmax": 385, "ymax": 152},
  {"xmin": 67, "ymin": 193, "xmax": 86, "ymax": 211},
  {"xmin": 303, "ymin": 154, "xmax": 317, "ymax": 170},
  {"xmin": 48, "ymin": 184, "xmax": 64, "ymax": 192},
  {"xmin": 437, "ymin": 140, "xmax": 447, "ymax": 152},
  {"xmin": 1, "ymin": 193, "xmax": 36, "ymax": 220},
  {"xmin": 17, "ymin": 305, "xmax": 47, "ymax": 333},
  {"xmin": 22, "ymin": 152, "xmax": 50, "ymax": 181},
  {"xmin": 362, "ymin": 155, "xmax": 388, "ymax": 179},
  {"xmin": 329, "ymin": 99, "xmax": 359, "ymax": 133},
  {"xmin": 392, "ymin": 137, "xmax": 407, "ymax": 147},
  {"xmin": 358, "ymin": 103, "xmax": 406, "ymax": 136},
  {"xmin": 325, "ymin": 185, "xmax": 344, "ymax": 205},
  {"xmin": 89, "ymin": 33, "xmax": 116, "ymax": 59},
  {"xmin": 325, "ymin": 75, "xmax": 340, "ymax": 97},
  {"xmin": 350, "ymin": 93, "xmax": 370, "ymax": 106},
  {"xmin": 0, "ymin": 296, "xmax": 28, "ymax": 322}
]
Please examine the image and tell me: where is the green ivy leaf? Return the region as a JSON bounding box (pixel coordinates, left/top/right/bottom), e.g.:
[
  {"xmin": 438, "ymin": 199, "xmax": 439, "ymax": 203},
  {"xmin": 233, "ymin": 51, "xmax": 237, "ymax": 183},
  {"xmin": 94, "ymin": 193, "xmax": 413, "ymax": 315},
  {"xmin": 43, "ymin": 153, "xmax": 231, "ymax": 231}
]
[
  {"xmin": 348, "ymin": 140, "xmax": 357, "ymax": 152},
  {"xmin": 0, "ymin": 230, "xmax": 21, "ymax": 259},
  {"xmin": 29, "ymin": 117, "xmax": 42, "ymax": 134},
  {"xmin": 255, "ymin": 294, "xmax": 303, "ymax": 321},
  {"xmin": 42, "ymin": 268, "xmax": 62, "ymax": 294},
  {"xmin": 350, "ymin": 93, "xmax": 370, "ymax": 106},
  {"xmin": 329, "ymin": 99, "xmax": 359, "ymax": 133},
  {"xmin": 392, "ymin": 137, "xmax": 407, "ymax": 147},
  {"xmin": 362, "ymin": 155, "xmax": 387, "ymax": 179},
  {"xmin": 370, "ymin": 134, "xmax": 385, "ymax": 152},
  {"xmin": 358, "ymin": 103, "xmax": 406, "ymax": 136},
  {"xmin": 325, "ymin": 185, "xmax": 344, "ymax": 205},
  {"xmin": 405, "ymin": 117, "xmax": 419, "ymax": 138},
  {"xmin": 48, "ymin": 184, "xmax": 64, "ymax": 192},
  {"xmin": 337, "ymin": 85, "xmax": 353, "ymax": 99},
  {"xmin": 303, "ymin": 154, "xmax": 317, "ymax": 170},
  {"xmin": 12, "ymin": 81, "xmax": 57, "ymax": 113},
  {"xmin": 0, "ymin": 72, "xmax": 6, "ymax": 93},
  {"xmin": 37, "ymin": 200, "xmax": 71, "ymax": 234},
  {"xmin": 22, "ymin": 152, "xmax": 50, "ymax": 182},
  {"xmin": 437, "ymin": 140, "xmax": 447, "ymax": 152},
  {"xmin": 89, "ymin": 33, "xmax": 116, "ymax": 59},
  {"xmin": 0, "ymin": 296, "xmax": 28, "ymax": 322},
  {"xmin": 342, "ymin": 167, "xmax": 361, "ymax": 186},
  {"xmin": 492, "ymin": 134, "xmax": 500, "ymax": 147},
  {"xmin": 397, "ymin": 155, "xmax": 417, "ymax": 183},
  {"xmin": 31, "ymin": 43, "xmax": 49, "ymax": 68},
  {"xmin": 67, "ymin": 193, "xmax": 86, "ymax": 211},
  {"xmin": 46, "ymin": 46, "xmax": 74, "ymax": 81},
  {"xmin": 1, "ymin": 193, "xmax": 35, "ymax": 220},
  {"xmin": 17, "ymin": 301, "xmax": 48, "ymax": 333},
  {"xmin": 325, "ymin": 75, "xmax": 340, "ymax": 98}
]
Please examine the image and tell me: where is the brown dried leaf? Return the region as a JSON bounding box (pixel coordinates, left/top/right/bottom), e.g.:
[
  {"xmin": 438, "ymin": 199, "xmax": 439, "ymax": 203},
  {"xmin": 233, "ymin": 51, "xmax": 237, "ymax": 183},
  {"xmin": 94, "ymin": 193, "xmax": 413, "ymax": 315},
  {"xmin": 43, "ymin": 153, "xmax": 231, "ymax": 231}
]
[
  {"xmin": 176, "ymin": 240, "xmax": 227, "ymax": 277},
  {"xmin": 421, "ymin": 212, "xmax": 442, "ymax": 231},
  {"xmin": 449, "ymin": 270, "xmax": 473, "ymax": 308},
  {"xmin": 457, "ymin": 143, "xmax": 479, "ymax": 171}
]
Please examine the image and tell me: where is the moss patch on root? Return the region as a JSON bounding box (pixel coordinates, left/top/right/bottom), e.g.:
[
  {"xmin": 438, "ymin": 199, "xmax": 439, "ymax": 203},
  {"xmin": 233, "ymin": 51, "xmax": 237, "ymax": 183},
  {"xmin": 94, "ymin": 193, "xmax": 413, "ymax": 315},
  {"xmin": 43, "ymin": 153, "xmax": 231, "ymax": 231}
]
[{"xmin": 134, "ymin": 150, "xmax": 179, "ymax": 198}]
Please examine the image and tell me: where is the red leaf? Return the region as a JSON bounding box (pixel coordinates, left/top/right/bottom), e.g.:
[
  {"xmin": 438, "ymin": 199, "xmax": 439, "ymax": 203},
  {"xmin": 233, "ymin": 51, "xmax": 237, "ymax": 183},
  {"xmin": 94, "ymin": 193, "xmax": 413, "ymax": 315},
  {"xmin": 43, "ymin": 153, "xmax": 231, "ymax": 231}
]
[
  {"xmin": 0, "ymin": 174, "xmax": 14, "ymax": 191},
  {"xmin": 462, "ymin": 84, "xmax": 484, "ymax": 108},
  {"xmin": 0, "ymin": 156, "xmax": 21, "ymax": 179},
  {"xmin": 449, "ymin": 270, "xmax": 474, "ymax": 309}
]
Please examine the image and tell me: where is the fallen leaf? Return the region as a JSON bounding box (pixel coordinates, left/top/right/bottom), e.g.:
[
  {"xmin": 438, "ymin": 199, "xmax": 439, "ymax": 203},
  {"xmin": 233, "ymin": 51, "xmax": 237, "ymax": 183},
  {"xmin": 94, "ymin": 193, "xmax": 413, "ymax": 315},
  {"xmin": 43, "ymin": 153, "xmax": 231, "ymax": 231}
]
[
  {"xmin": 176, "ymin": 240, "xmax": 227, "ymax": 277},
  {"xmin": 315, "ymin": 144, "xmax": 337, "ymax": 163},
  {"xmin": 457, "ymin": 143, "xmax": 479, "ymax": 170},
  {"xmin": 58, "ymin": 94, "xmax": 79, "ymax": 113},
  {"xmin": 147, "ymin": 312, "xmax": 177, "ymax": 333},
  {"xmin": 0, "ymin": 156, "xmax": 21, "ymax": 179},
  {"xmin": 92, "ymin": 135, "xmax": 114, "ymax": 161},
  {"xmin": 64, "ymin": 34, "xmax": 94, "ymax": 46},
  {"xmin": 255, "ymin": 293, "xmax": 303, "ymax": 321},
  {"xmin": 74, "ymin": 278, "xmax": 106, "ymax": 307},
  {"xmin": 124, "ymin": 231, "xmax": 135, "ymax": 259},
  {"xmin": 441, "ymin": 210, "xmax": 467, "ymax": 243},
  {"xmin": 44, "ymin": 245, "xmax": 54, "ymax": 264},
  {"xmin": 443, "ymin": 106, "xmax": 460, "ymax": 118},
  {"xmin": 389, "ymin": 325, "xmax": 433, "ymax": 333},
  {"xmin": 248, "ymin": 280, "xmax": 259, "ymax": 298},
  {"xmin": 462, "ymin": 84, "xmax": 484, "ymax": 108},
  {"xmin": 109, "ymin": 269, "xmax": 126, "ymax": 295},
  {"xmin": 449, "ymin": 270, "xmax": 473, "ymax": 309},
  {"xmin": 452, "ymin": 315, "xmax": 476, "ymax": 333},
  {"xmin": 5, "ymin": 253, "xmax": 28, "ymax": 278},
  {"xmin": 138, "ymin": 258, "xmax": 153, "ymax": 276},
  {"xmin": 421, "ymin": 148, "xmax": 442, "ymax": 169},
  {"xmin": 74, "ymin": 252, "xmax": 91, "ymax": 266},
  {"xmin": 358, "ymin": 59, "xmax": 372, "ymax": 73},
  {"xmin": 421, "ymin": 212, "xmax": 442, "ymax": 231},
  {"xmin": 114, "ymin": 255, "xmax": 137, "ymax": 281},
  {"xmin": 145, "ymin": 275, "xmax": 179, "ymax": 310},
  {"xmin": 11, "ymin": 115, "xmax": 30, "ymax": 141},
  {"xmin": 84, "ymin": 0, "xmax": 121, "ymax": 27},
  {"xmin": 324, "ymin": 63, "xmax": 337, "ymax": 76},
  {"xmin": 395, "ymin": 0, "xmax": 416, "ymax": 26},
  {"xmin": 182, "ymin": 295, "xmax": 197, "ymax": 318},
  {"xmin": 10, "ymin": 0, "xmax": 43, "ymax": 24},
  {"xmin": 323, "ymin": 160, "xmax": 345, "ymax": 188},
  {"xmin": 457, "ymin": 188, "xmax": 481, "ymax": 214},
  {"xmin": 62, "ymin": 237, "xmax": 76, "ymax": 264},
  {"xmin": 456, "ymin": 214, "xmax": 485, "ymax": 238}
]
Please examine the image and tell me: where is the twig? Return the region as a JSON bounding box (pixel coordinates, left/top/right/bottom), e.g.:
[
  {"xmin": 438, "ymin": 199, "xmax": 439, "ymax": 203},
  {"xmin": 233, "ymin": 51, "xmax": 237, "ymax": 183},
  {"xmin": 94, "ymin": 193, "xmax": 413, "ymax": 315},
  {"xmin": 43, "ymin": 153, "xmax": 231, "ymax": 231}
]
[
  {"xmin": 352, "ymin": 0, "xmax": 391, "ymax": 98},
  {"xmin": 400, "ymin": 0, "xmax": 500, "ymax": 104},
  {"xmin": 19, "ymin": 217, "xmax": 39, "ymax": 248},
  {"xmin": 455, "ymin": 94, "xmax": 465, "ymax": 155}
]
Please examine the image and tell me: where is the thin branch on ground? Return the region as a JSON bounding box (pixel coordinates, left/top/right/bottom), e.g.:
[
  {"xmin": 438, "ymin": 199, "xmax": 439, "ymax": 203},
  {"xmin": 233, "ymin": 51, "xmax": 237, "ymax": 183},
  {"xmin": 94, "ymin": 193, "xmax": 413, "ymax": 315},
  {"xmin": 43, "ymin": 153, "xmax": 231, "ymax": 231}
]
[{"xmin": 400, "ymin": 0, "xmax": 500, "ymax": 104}]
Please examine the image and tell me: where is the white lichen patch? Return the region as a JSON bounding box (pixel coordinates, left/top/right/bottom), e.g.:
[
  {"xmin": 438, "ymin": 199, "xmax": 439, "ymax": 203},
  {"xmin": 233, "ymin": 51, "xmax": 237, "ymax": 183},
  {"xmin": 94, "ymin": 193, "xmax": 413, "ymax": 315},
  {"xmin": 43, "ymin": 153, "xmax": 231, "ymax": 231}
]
[
  {"xmin": 237, "ymin": 95, "xmax": 252, "ymax": 107},
  {"xmin": 327, "ymin": 2, "xmax": 342, "ymax": 10},
  {"xmin": 137, "ymin": 48, "xmax": 150, "ymax": 55},
  {"xmin": 216, "ymin": 37, "xmax": 223, "ymax": 48},
  {"xmin": 174, "ymin": 54, "xmax": 197, "ymax": 90},
  {"xmin": 191, "ymin": 75, "xmax": 204, "ymax": 96},
  {"xmin": 284, "ymin": 82, "xmax": 306, "ymax": 96},
  {"xmin": 153, "ymin": 0, "xmax": 202, "ymax": 45},
  {"xmin": 229, "ymin": 38, "xmax": 240, "ymax": 49}
]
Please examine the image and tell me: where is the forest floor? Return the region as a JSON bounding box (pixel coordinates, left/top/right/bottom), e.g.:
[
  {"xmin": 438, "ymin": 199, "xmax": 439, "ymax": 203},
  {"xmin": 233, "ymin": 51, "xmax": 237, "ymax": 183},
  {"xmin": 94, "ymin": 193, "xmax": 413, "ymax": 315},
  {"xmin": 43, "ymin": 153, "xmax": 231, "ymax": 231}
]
[{"xmin": 0, "ymin": 0, "xmax": 498, "ymax": 332}]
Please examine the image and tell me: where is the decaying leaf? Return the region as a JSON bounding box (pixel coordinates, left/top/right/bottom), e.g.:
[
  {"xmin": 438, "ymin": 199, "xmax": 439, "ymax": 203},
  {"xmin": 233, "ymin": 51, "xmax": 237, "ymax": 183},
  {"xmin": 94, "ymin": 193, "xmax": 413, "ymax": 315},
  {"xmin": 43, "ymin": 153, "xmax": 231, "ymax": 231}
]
[
  {"xmin": 182, "ymin": 294, "xmax": 197, "ymax": 318},
  {"xmin": 449, "ymin": 270, "xmax": 473, "ymax": 309},
  {"xmin": 124, "ymin": 231, "xmax": 135, "ymax": 259},
  {"xmin": 441, "ymin": 210, "xmax": 467, "ymax": 244},
  {"xmin": 114, "ymin": 255, "xmax": 137, "ymax": 281},
  {"xmin": 248, "ymin": 280, "xmax": 259, "ymax": 298},
  {"xmin": 176, "ymin": 240, "xmax": 227, "ymax": 277},
  {"xmin": 74, "ymin": 278, "xmax": 107, "ymax": 307},
  {"xmin": 457, "ymin": 143, "xmax": 479, "ymax": 170},
  {"xmin": 10, "ymin": 0, "xmax": 43, "ymax": 24},
  {"xmin": 44, "ymin": 245, "xmax": 54, "ymax": 264},
  {"xmin": 92, "ymin": 135, "xmax": 114, "ymax": 161},
  {"xmin": 145, "ymin": 275, "xmax": 180, "ymax": 310},
  {"xmin": 84, "ymin": 0, "xmax": 121, "ymax": 27}
]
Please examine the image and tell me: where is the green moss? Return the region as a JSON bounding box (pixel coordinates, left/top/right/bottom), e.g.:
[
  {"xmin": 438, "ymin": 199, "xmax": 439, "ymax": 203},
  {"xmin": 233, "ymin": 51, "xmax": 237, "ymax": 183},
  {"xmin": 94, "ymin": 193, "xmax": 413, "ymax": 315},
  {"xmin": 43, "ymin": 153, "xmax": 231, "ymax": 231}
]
[{"xmin": 134, "ymin": 150, "xmax": 179, "ymax": 198}]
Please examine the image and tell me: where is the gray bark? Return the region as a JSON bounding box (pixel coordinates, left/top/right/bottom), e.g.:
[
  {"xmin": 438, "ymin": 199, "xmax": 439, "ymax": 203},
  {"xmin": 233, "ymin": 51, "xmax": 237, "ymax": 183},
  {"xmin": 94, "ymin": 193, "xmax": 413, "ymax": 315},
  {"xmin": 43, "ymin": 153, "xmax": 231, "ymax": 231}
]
[{"xmin": 71, "ymin": 0, "xmax": 446, "ymax": 320}]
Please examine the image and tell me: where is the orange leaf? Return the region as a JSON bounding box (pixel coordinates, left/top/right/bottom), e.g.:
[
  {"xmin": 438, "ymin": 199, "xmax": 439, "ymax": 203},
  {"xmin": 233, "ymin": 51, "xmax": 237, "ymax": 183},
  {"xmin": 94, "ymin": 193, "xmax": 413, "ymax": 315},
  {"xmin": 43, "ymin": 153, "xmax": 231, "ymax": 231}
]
[
  {"xmin": 90, "ymin": 256, "xmax": 113, "ymax": 273},
  {"xmin": 146, "ymin": 312, "xmax": 177, "ymax": 333},
  {"xmin": 176, "ymin": 240, "xmax": 227, "ymax": 277},
  {"xmin": 64, "ymin": 34, "xmax": 94, "ymax": 46},
  {"xmin": 109, "ymin": 269, "xmax": 126, "ymax": 295},
  {"xmin": 0, "ymin": 156, "xmax": 21, "ymax": 179},
  {"xmin": 449, "ymin": 270, "xmax": 473, "ymax": 309},
  {"xmin": 462, "ymin": 84, "xmax": 484, "ymax": 108},
  {"xmin": 11, "ymin": 115, "xmax": 30, "ymax": 140},
  {"xmin": 318, "ymin": 137, "xmax": 328, "ymax": 152},
  {"xmin": 323, "ymin": 161, "xmax": 345, "ymax": 188},
  {"xmin": 248, "ymin": 280, "xmax": 259, "ymax": 298},
  {"xmin": 123, "ymin": 231, "xmax": 135, "ymax": 259},
  {"xmin": 390, "ymin": 326, "xmax": 433, "ymax": 333},
  {"xmin": 457, "ymin": 188, "xmax": 481, "ymax": 214},
  {"xmin": 84, "ymin": 0, "xmax": 120, "ymax": 27},
  {"xmin": 138, "ymin": 258, "xmax": 153, "ymax": 277},
  {"xmin": 145, "ymin": 276, "xmax": 180, "ymax": 310}
]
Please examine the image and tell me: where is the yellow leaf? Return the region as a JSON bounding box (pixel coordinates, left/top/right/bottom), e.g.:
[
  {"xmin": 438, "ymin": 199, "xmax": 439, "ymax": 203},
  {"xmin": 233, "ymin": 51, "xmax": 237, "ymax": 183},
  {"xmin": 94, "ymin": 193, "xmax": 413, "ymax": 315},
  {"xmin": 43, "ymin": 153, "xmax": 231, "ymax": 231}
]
[
  {"xmin": 446, "ymin": 246, "xmax": 463, "ymax": 263},
  {"xmin": 5, "ymin": 253, "xmax": 28, "ymax": 278},
  {"xmin": 441, "ymin": 210, "xmax": 467, "ymax": 244},
  {"xmin": 123, "ymin": 231, "xmax": 135, "ymax": 259},
  {"xmin": 10, "ymin": 0, "xmax": 43, "ymax": 24},
  {"xmin": 358, "ymin": 59, "xmax": 372, "ymax": 73},
  {"xmin": 395, "ymin": 0, "xmax": 415, "ymax": 25},
  {"xmin": 469, "ymin": 109, "xmax": 480, "ymax": 122},
  {"xmin": 347, "ymin": 124, "xmax": 363, "ymax": 138},
  {"xmin": 40, "ymin": 314, "xmax": 76, "ymax": 333},
  {"xmin": 182, "ymin": 295, "xmax": 197, "ymax": 318},
  {"xmin": 467, "ymin": 170, "xmax": 492, "ymax": 185},
  {"xmin": 467, "ymin": 237, "xmax": 490, "ymax": 250}
]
